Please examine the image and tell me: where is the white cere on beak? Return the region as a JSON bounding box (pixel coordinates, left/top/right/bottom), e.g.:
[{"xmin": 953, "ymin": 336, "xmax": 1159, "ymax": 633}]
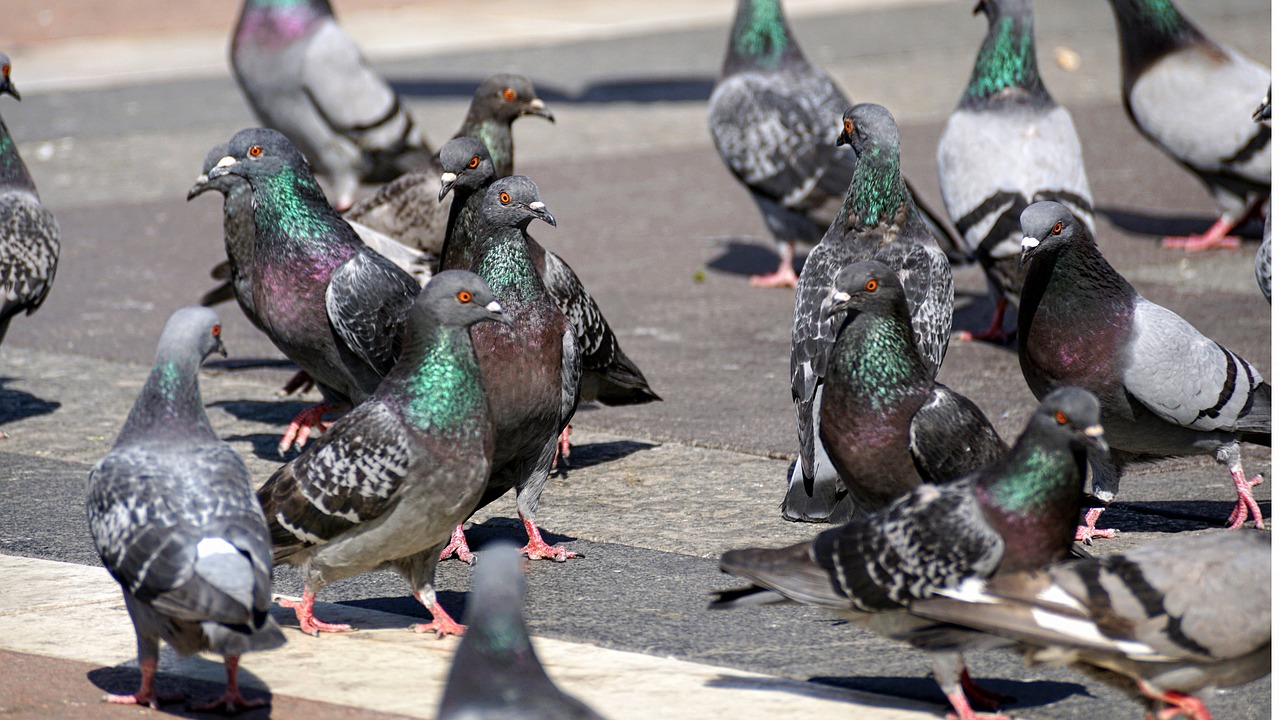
[
  {"xmin": 530, "ymin": 98, "xmax": 546, "ymax": 110},
  {"xmin": 1021, "ymin": 236, "xmax": 1041, "ymax": 250},
  {"xmin": 831, "ymin": 291, "xmax": 851, "ymax": 304},
  {"xmin": 1084, "ymin": 425, "xmax": 1104, "ymax": 437},
  {"xmin": 195, "ymin": 174, "xmax": 208, "ymax": 184},
  {"xmin": 485, "ymin": 300, "xmax": 503, "ymax": 313},
  {"xmin": 214, "ymin": 155, "xmax": 237, "ymax": 168},
  {"xmin": 440, "ymin": 172, "xmax": 457, "ymax": 184},
  {"xmin": 530, "ymin": 201, "xmax": 546, "ymax": 211}
]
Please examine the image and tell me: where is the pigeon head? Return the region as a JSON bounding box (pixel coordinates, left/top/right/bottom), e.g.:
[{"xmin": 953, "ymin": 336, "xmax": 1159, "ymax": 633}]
[
  {"xmin": 471, "ymin": 74, "xmax": 554, "ymax": 124},
  {"xmin": 1019, "ymin": 201, "xmax": 1084, "ymax": 265},
  {"xmin": 1030, "ymin": 386, "xmax": 1107, "ymax": 456},
  {"xmin": 208, "ymin": 128, "xmax": 312, "ymax": 185},
  {"xmin": 821, "ymin": 260, "xmax": 907, "ymax": 322},
  {"xmin": 437, "ymin": 137, "xmax": 496, "ymax": 201},
  {"xmin": 186, "ymin": 142, "xmax": 240, "ymax": 201},
  {"xmin": 0, "ymin": 53, "xmax": 19, "ymax": 101},
  {"xmin": 835, "ymin": 103, "xmax": 899, "ymax": 156},
  {"xmin": 418, "ymin": 270, "xmax": 511, "ymax": 328},
  {"xmin": 159, "ymin": 306, "xmax": 228, "ymax": 364},
  {"xmin": 481, "ymin": 176, "xmax": 556, "ymax": 230}
]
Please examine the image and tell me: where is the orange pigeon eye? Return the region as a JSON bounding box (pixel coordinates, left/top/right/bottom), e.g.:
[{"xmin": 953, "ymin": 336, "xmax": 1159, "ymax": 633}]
[
  {"xmin": 457, "ymin": 290, "xmax": 472, "ymax": 303},
  {"xmin": 502, "ymin": 87, "xmax": 516, "ymax": 102},
  {"xmin": 1055, "ymin": 411, "xmax": 1068, "ymax": 425},
  {"xmin": 865, "ymin": 279, "xmax": 878, "ymax": 292},
  {"xmin": 211, "ymin": 324, "xmax": 221, "ymax": 338},
  {"xmin": 1052, "ymin": 221, "xmax": 1064, "ymax": 234},
  {"xmin": 499, "ymin": 191, "xmax": 511, "ymax": 204},
  {"xmin": 248, "ymin": 145, "xmax": 263, "ymax": 158},
  {"xmin": 843, "ymin": 119, "xmax": 853, "ymax": 135},
  {"xmin": 1, "ymin": 65, "xmax": 9, "ymax": 77},
  {"xmin": 468, "ymin": 156, "xmax": 480, "ymax": 169}
]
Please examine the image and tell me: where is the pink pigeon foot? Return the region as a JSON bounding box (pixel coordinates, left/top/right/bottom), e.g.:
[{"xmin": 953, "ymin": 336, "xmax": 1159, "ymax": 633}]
[
  {"xmin": 188, "ymin": 656, "xmax": 267, "ymax": 713},
  {"xmin": 960, "ymin": 669, "xmax": 1012, "ymax": 711},
  {"xmin": 439, "ymin": 524, "xmax": 475, "ymax": 564},
  {"xmin": 1074, "ymin": 507, "xmax": 1117, "ymax": 543},
  {"xmin": 104, "ymin": 657, "xmax": 184, "ymax": 708},
  {"xmin": 1138, "ymin": 680, "xmax": 1212, "ymax": 720},
  {"xmin": 1161, "ymin": 217, "xmax": 1241, "ymax": 251},
  {"xmin": 749, "ymin": 242, "xmax": 799, "ymax": 288},
  {"xmin": 552, "ymin": 425, "xmax": 572, "ymax": 470},
  {"xmin": 943, "ymin": 689, "xmax": 1011, "ymax": 720},
  {"xmin": 958, "ymin": 298, "xmax": 1011, "ymax": 344},
  {"xmin": 519, "ymin": 515, "xmax": 578, "ymax": 562},
  {"xmin": 1225, "ymin": 466, "xmax": 1266, "ymax": 530},
  {"xmin": 278, "ymin": 403, "xmax": 339, "ymax": 455},
  {"xmin": 278, "ymin": 590, "xmax": 353, "ymax": 636},
  {"xmin": 411, "ymin": 592, "xmax": 466, "ymax": 637}
]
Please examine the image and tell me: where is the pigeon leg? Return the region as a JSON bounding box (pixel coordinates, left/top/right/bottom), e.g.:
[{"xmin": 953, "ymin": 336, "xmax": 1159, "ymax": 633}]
[
  {"xmin": 278, "ymin": 370, "xmax": 315, "ymax": 397},
  {"xmin": 519, "ymin": 514, "xmax": 579, "ymax": 562},
  {"xmin": 749, "ymin": 241, "xmax": 800, "ymax": 288},
  {"xmin": 278, "ymin": 403, "xmax": 340, "ymax": 455},
  {"xmin": 410, "ymin": 590, "xmax": 466, "ymax": 637},
  {"xmin": 552, "ymin": 425, "xmax": 572, "ymax": 470},
  {"xmin": 1074, "ymin": 507, "xmax": 1117, "ymax": 543},
  {"xmin": 1137, "ymin": 680, "xmax": 1212, "ymax": 720},
  {"xmin": 438, "ymin": 524, "xmax": 475, "ymax": 564},
  {"xmin": 188, "ymin": 656, "xmax": 267, "ymax": 713},
  {"xmin": 960, "ymin": 668, "xmax": 1013, "ymax": 711},
  {"xmin": 958, "ymin": 298, "xmax": 1011, "ymax": 344},
  {"xmin": 278, "ymin": 588, "xmax": 353, "ymax": 636},
  {"xmin": 1225, "ymin": 465, "xmax": 1266, "ymax": 530},
  {"xmin": 1160, "ymin": 216, "xmax": 1242, "ymax": 251},
  {"xmin": 105, "ymin": 657, "xmax": 184, "ymax": 708}
]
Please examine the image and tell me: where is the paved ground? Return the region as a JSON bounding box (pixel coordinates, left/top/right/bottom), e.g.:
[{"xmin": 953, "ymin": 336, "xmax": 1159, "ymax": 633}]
[{"xmin": 0, "ymin": 1, "xmax": 1271, "ymax": 719}]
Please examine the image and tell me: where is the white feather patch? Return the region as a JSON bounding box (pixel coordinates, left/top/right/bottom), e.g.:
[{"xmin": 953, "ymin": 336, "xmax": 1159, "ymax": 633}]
[
  {"xmin": 1030, "ymin": 608, "xmax": 1157, "ymax": 656},
  {"xmin": 1034, "ymin": 584, "xmax": 1087, "ymax": 612},
  {"xmin": 196, "ymin": 537, "xmax": 239, "ymax": 558},
  {"xmin": 936, "ymin": 577, "xmax": 1000, "ymax": 604},
  {"xmin": 277, "ymin": 513, "xmax": 327, "ymax": 546}
]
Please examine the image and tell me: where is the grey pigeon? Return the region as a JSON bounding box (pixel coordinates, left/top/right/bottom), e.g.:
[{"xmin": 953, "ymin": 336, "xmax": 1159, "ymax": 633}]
[
  {"xmin": 438, "ymin": 542, "xmax": 608, "ymax": 720},
  {"xmin": 230, "ymin": 0, "xmax": 433, "ymax": 211},
  {"xmin": 707, "ymin": 0, "xmax": 965, "ymax": 288},
  {"xmin": 817, "ymin": 262, "xmax": 1005, "ymax": 514},
  {"xmin": 1253, "ymin": 89, "xmax": 1271, "ymax": 303},
  {"xmin": 913, "ymin": 531, "xmax": 1271, "ymax": 720},
  {"xmin": 714, "ymin": 387, "xmax": 1105, "ymax": 720},
  {"xmin": 439, "ymin": 176, "xmax": 581, "ymax": 562},
  {"xmin": 256, "ymin": 271, "xmax": 508, "ymax": 637},
  {"xmin": 937, "ymin": 0, "xmax": 1094, "ymax": 343},
  {"xmin": 86, "ymin": 307, "xmax": 284, "ymax": 711},
  {"xmin": 1105, "ymin": 0, "xmax": 1271, "ymax": 250},
  {"xmin": 783, "ymin": 103, "xmax": 954, "ymax": 524},
  {"xmin": 0, "ymin": 54, "xmax": 60, "ymax": 378},
  {"xmin": 344, "ymin": 73, "xmax": 555, "ymax": 258},
  {"xmin": 206, "ymin": 128, "xmax": 421, "ymax": 454},
  {"xmin": 1018, "ymin": 201, "xmax": 1271, "ymax": 537}
]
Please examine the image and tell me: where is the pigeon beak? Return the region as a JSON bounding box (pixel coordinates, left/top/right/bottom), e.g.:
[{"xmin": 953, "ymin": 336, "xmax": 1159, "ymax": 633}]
[
  {"xmin": 438, "ymin": 172, "xmax": 457, "ymax": 201},
  {"xmin": 528, "ymin": 201, "xmax": 556, "ymax": 227},
  {"xmin": 525, "ymin": 98, "xmax": 555, "ymax": 122},
  {"xmin": 206, "ymin": 155, "xmax": 238, "ymax": 180},
  {"xmin": 972, "ymin": 0, "xmax": 985, "ymax": 16},
  {"xmin": 820, "ymin": 289, "xmax": 853, "ymax": 321},
  {"xmin": 187, "ymin": 174, "xmax": 210, "ymax": 201},
  {"xmin": 1019, "ymin": 235, "xmax": 1041, "ymax": 265},
  {"xmin": 215, "ymin": 336, "xmax": 228, "ymax": 358},
  {"xmin": 0, "ymin": 75, "xmax": 19, "ymax": 101},
  {"xmin": 485, "ymin": 299, "xmax": 512, "ymax": 325}
]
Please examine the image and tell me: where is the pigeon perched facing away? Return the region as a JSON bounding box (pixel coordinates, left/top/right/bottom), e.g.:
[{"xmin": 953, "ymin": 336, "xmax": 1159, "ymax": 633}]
[
  {"xmin": 1104, "ymin": 0, "xmax": 1271, "ymax": 250},
  {"xmin": 86, "ymin": 307, "xmax": 285, "ymax": 711},
  {"xmin": 913, "ymin": 531, "xmax": 1271, "ymax": 720},
  {"xmin": 256, "ymin": 272, "xmax": 508, "ymax": 637},
  {"xmin": 783, "ymin": 103, "xmax": 954, "ymax": 524},
  {"xmin": 230, "ymin": 0, "xmax": 433, "ymax": 211},
  {"xmin": 1018, "ymin": 201, "xmax": 1271, "ymax": 537},
  {"xmin": 714, "ymin": 387, "xmax": 1105, "ymax": 720},
  {"xmin": 437, "ymin": 542, "xmax": 608, "ymax": 720},
  {"xmin": 0, "ymin": 54, "xmax": 60, "ymax": 377},
  {"xmin": 708, "ymin": 0, "xmax": 965, "ymax": 289},
  {"xmin": 937, "ymin": 0, "xmax": 1094, "ymax": 343},
  {"xmin": 439, "ymin": 176, "xmax": 581, "ymax": 562},
  {"xmin": 345, "ymin": 73, "xmax": 555, "ymax": 258},
  {"xmin": 817, "ymin": 262, "xmax": 1005, "ymax": 514},
  {"xmin": 207, "ymin": 128, "xmax": 421, "ymax": 454}
]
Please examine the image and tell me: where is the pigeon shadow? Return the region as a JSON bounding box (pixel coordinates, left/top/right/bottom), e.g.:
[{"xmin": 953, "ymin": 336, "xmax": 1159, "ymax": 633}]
[
  {"xmin": 223, "ymin": 432, "xmax": 294, "ymax": 462},
  {"xmin": 203, "ymin": 357, "xmax": 299, "ymax": 373},
  {"xmin": 1098, "ymin": 206, "xmax": 1265, "ymax": 240},
  {"xmin": 326, "ymin": 589, "xmax": 470, "ymax": 629},
  {"xmin": 557, "ymin": 438, "xmax": 657, "ymax": 472},
  {"xmin": 705, "ymin": 238, "xmax": 796, "ymax": 278},
  {"xmin": 0, "ymin": 377, "xmax": 61, "ymax": 428},
  {"xmin": 390, "ymin": 75, "xmax": 715, "ymax": 105},
  {"xmin": 950, "ymin": 291, "xmax": 1017, "ymax": 349},
  {"xmin": 88, "ymin": 657, "xmax": 274, "ymax": 718},
  {"xmin": 1106, "ymin": 499, "xmax": 1270, "ymax": 530},
  {"xmin": 807, "ymin": 674, "xmax": 1088, "ymax": 712},
  {"xmin": 211, "ymin": 399, "xmax": 313, "ymax": 426}
]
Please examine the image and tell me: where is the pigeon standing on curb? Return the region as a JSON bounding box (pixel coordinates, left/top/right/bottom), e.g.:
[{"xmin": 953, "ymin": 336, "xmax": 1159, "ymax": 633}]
[
  {"xmin": 86, "ymin": 307, "xmax": 285, "ymax": 712},
  {"xmin": 438, "ymin": 541, "xmax": 609, "ymax": 720},
  {"xmin": 1018, "ymin": 201, "xmax": 1271, "ymax": 538},
  {"xmin": 256, "ymin": 272, "xmax": 509, "ymax": 637},
  {"xmin": 1104, "ymin": 0, "xmax": 1271, "ymax": 250},
  {"xmin": 230, "ymin": 0, "xmax": 433, "ymax": 211},
  {"xmin": 714, "ymin": 387, "xmax": 1105, "ymax": 720},
  {"xmin": 783, "ymin": 103, "xmax": 954, "ymax": 524},
  {"xmin": 913, "ymin": 531, "xmax": 1271, "ymax": 720},
  {"xmin": 937, "ymin": 0, "xmax": 1094, "ymax": 343},
  {"xmin": 207, "ymin": 128, "xmax": 421, "ymax": 454}
]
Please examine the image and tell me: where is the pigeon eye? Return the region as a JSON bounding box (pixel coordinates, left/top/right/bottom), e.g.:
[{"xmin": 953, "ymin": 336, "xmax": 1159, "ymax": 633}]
[
  {"xmin": 211, "ymin": 324, "xmax": 221, "ymax": 338},
  {"xmin": 457, "ymin": 290, "xmax": 472, "ymax": 303},
  {"xmin": 248, "ymin": 145, "xmax": 264, "ymax": 158},
  {"xmin": 468, "ymin": 156, "xmax": 480, "ymax": 169},
  {"xmin": 499, "ymin": 191, "xmax": 511, "ymax": 204},
  {"xmin": 843, "ymin": 119, "xmax": 853, "ymax": 135},
  {"xmin": 1, "ymin": 65, "xmax": 8, "ymax": 77},
  {"xmin": 502, "ymin": 87, "xmax": 516, "ymax": 102},
  {"xmin": 1054, "ymin": 411, "xmax": 1068, "ymax": 425},
  {"xmin": 1052, "ymin": 221, "xmax": 1064, "ymax": 234},
  {"xmin": 864, "ymin": 279, "xmax": 878, "ymax": 292}
]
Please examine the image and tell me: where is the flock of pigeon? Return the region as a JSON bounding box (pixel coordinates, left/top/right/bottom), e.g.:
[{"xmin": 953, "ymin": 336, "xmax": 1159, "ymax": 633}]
[{"xmin": 0, "ymin": 0, "xmax": 1270, "ymax": 718}]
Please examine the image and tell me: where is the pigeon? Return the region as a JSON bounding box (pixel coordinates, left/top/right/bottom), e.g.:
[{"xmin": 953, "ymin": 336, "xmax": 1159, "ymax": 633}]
[
  {"xmin": 1018, "ymin": 201, "xmax": 1271, "ymax": 538},
  {"xmin": 783, "ymin": 103, "xmax": 954, "ymax": 524},
  {"xmin": 86, "ymin": 307, "xmax": 285, "ymax": 711},
  {"xmin": 438, "ymin": 176, "xmax": 581, "ymax": 562},
  {"xmin": 707, "ymin": 0, "xmax": 965, "ymax": 288},
  {"xmin": 1253, "ymin": 89, "xmax": 1271, "ymax": 303},
  {"xmin": 230, "ymin": 0, "xmax": 433, "ymax": 212},
  {"xmin": 437, "ymin": 541, "xmax": 608, "ymax": 720},
  {"xmin": 713, "ymin": 387, "xmax": 1106, "ymax": 720},
  {"xmin": 816, "ymin": 261, "xmax": 1005, "ymax": 514},
  {"xmin": 206, "ymin": 128, "xmax": 421, "ymax": 454},
  {"xmin": 912, "ymin": 531, "xmax": 1271, "ymax": 720},
  {"xmin": 937, "ymin": 0, "xmax": 1094, "ymax": 343},
  {"xmin": 0, "ymin": 54, "xmax": 60, "ymax": 364},
  {"xmin": 256, "ymin": 271, "xmax": 509, "ymax": 637},
  {"xmin": 344, "ymin": 73, "xmax": 555, "ymax": 258},
  {"xmin": 1104, "ymin": 0, "xmax": 1271, "ymax": 250}
]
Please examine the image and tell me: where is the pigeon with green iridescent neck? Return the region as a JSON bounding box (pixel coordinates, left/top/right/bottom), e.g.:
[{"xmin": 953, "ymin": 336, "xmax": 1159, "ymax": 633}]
[
  {"xmin": 1018, "ymin": 201, "xmax": 1271, "ymax": 539},
  {"xmin": 438, "ymin": 541, "xmax": 608, "ymax": 720},
  {"xmin": 87, "ymin": 307, "xmax": 284, "ymax": 712},
  {"xmin": 937, "ymin": 0, "xmax": 1093, "ymax": 344},
  {"xmin": 707, "ymin": 0, "xmax": 965, "ymax": 289},
  {"xmin": 206, "ymin": 128, "xmax": 421, "ymax": 455},
  {"xmin": 230, "ymin": 0, "xmax": 434, "ymax": 212},
  {"xmin": 783, "ymin": 103, "xmax": 954, "ymax": 524},
  {"xmin": 714, "ymin": 387, "xmax": 1105, "ymax": 720},
  {"xmin": 257, "ymin": 271, "xmax": 508, "ymax": 637},
  {"xmin": 0, "ymin": 54, "xmax": 60, "ymax": 395},
  {"xmin": 1105, "ymin": 0, "xmax": 1270, "ymax": 251},
  {"xmin": 439, "ymin": 176, "xmax": 581, "ymax": 563}
]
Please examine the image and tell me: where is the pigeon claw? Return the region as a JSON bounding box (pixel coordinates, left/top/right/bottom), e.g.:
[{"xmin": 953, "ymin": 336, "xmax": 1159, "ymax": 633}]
[
  {"xmin": 438, "ymin": 525, "xmax": 475, "ymax": 564},
  {"xmin": 411, "ymin": 593, "xmax": 466, "ymax": 637},
  {"xmin": 957, "ymin": 298, "xmax": 1012, "ymax": 345},
  {"xmin": 520, "ymin": 516, "xmax": 579, "ymax": 562},
  {"xmin": 278, "ymin": 403, "xmax": 337, "ymax": 455},
  {"xmin": 1225, "ymin": 469, "xmax": 1266, "ymax": 530},
  {"xmin": 278, "ymin": 593, "xmax": 353, "ymax": 636},
  {"xmin": 1138, "ymin": 680, "xmax": 1212, "ymax": 720},
  {"xmin": 749, "ymin": 265, "xmax": 799, "ymax": 289},
  {"xmin": 1074, "ymin": 508, "xmax": 1117, "ymax": 544},
  {"xmin": 1160, "ymin": 217, "xmax": 1242, "ymax": 252},
  {"xmin": 960, "ymin": 669, "xmax": 1013, "ymax": 711}
]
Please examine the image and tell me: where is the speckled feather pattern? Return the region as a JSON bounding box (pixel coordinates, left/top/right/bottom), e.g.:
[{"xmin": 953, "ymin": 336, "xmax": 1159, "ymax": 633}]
[{"xmin": 0, "ymin": 118, "xmax": 60, "ymax": 346}]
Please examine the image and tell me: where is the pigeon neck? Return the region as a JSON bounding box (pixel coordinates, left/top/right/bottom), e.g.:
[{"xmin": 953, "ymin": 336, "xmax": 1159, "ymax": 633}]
[
  {"xmin": 236, "ymin": 0, "xmax": 330, "ymax": 45},
  {"xmin": 252, "ymin": 167, "xmax": 345, "ymax": 246},
  {"xmin": 118, "ymin": 348, "xmax": 216, "ymax": 445},
  {"xmin": 459, "ymin": 123, "xmax": 514, "ymax": 179},
  {"xmin": 1018, "ymin": 238, "xmax": 1135, "ymax": 341},
  {"xmin": 839, "ymin": 145, "xmax": 911, "ymax": 230},
  {"xmin": 962, "ymin": 11, "xmax": 1051, "ymax": 109},
  {"xmin": 723, "ymin": 0, "xmax": 805, "ymax": 73},
  {"xmin": 442, "ymin": 179, "xmax": 491, "ymax": 268},
  {"xmin": 0, "ymin": 117, "xmax": 36, "ymax": 193},
  {"xmin": 474, "ymin": 228, "xmax": 545, "ymax": 303},
  {"xmin": 831, "ymin": 309, "xmax": 929, "ymax": 408},
  {"xmin": 389, "ymin": 323, "xmax": 488, "ymax": 434},
  {"xmin": 1108, "ymin": 0, "xmax": 1206, "ymax": 91}
]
